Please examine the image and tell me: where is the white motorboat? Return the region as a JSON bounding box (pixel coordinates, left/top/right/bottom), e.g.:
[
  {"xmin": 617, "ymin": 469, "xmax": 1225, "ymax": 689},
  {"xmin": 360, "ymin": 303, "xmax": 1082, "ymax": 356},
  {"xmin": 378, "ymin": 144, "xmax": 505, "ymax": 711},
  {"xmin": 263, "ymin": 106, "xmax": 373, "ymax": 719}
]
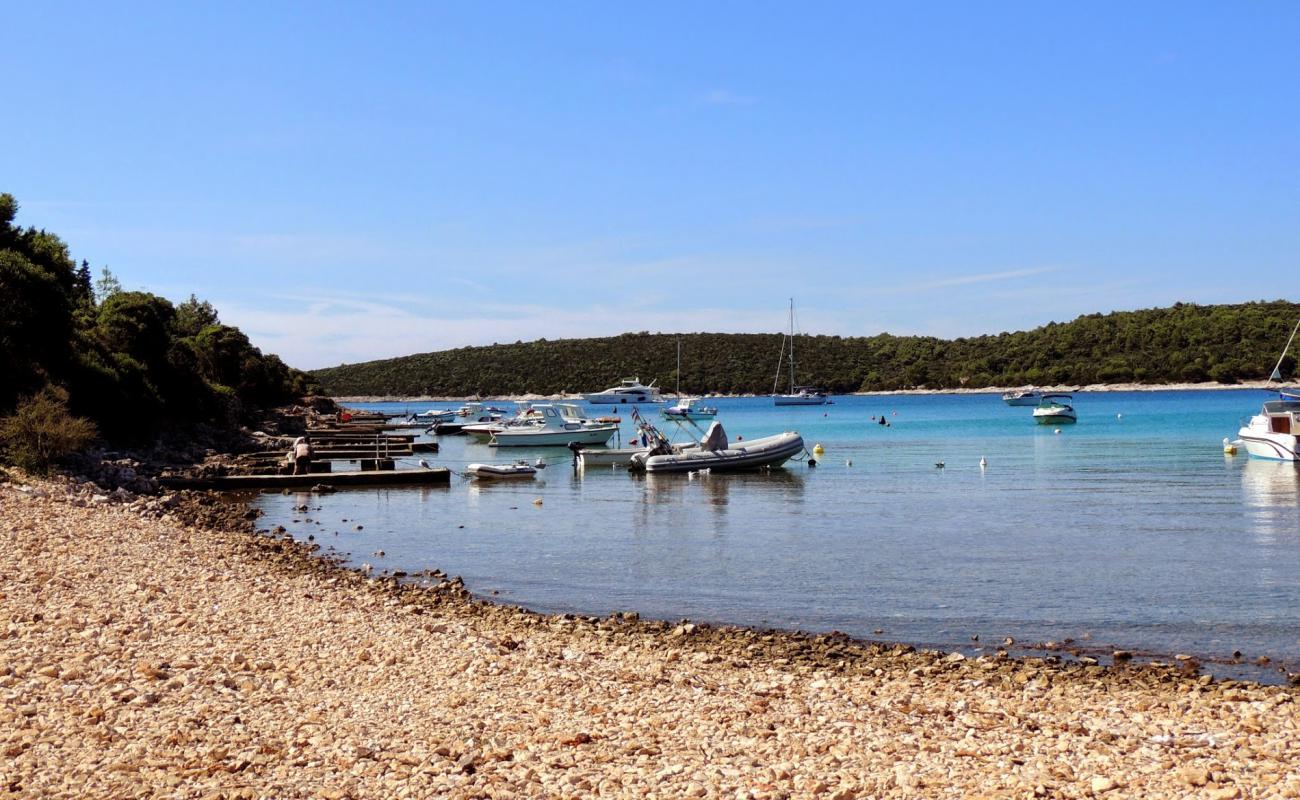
[
  {"xmin": 1237, "ymin": 317, "xmax": 1300, "ymax": 461},
  {"xmin": 1002, "ymin": 388, "xmax": 1043, "ymax": 406},
  {"xmin": 583, "ymin": 377, "xmax": 663, "ymax": 404},
  {"xmin": 772, "ymin": 299, "xmax": 828, "ymax": 406},
  {"xmin": 430, "ymin": 402, "xmax": 509, "ymax": 434},
  {"xmin": 489, "ymin": 404, "xmax": 618, "ymax": 447},
  {"xmin": 466, "ymin": 462, "xmax": 537, "ymax": 479},
  {"xmin": 1032, "ymin": 394, "xmax": 1077, "ymax": 424},
  {"xmin": 463, "ymin": 404, "xmax": 540, "ymax": 441},
  {"xmin": 631, "ymin": 421, "xmax": 805, "ymax": 473},
  {"xmin": 661, "ymin": 396, "xmax": 718, "ymax": 419},
  {"xmin": 1238, "ymin": 395, "xmax": 1300, "ymax": 460}
]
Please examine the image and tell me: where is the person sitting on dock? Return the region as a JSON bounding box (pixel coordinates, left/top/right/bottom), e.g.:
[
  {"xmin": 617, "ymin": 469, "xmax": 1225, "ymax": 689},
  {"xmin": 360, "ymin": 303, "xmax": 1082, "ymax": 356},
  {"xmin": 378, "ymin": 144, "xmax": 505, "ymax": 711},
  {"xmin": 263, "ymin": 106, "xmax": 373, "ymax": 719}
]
[{"xmin": 292, "ymin": 436, "xmax": 314, "ymax": 475}]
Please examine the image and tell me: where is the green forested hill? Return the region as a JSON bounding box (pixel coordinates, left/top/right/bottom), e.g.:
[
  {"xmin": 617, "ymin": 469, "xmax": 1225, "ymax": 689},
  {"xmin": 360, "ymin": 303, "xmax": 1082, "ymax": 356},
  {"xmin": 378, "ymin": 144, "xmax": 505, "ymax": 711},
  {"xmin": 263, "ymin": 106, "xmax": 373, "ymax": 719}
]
[
  {"xmin": 313, "ymin": 301, "xmax": 1300, "ymax": 396},
  {"xmin": 0, "ymin": 193, "xmax": 315, "ymax": 443}
]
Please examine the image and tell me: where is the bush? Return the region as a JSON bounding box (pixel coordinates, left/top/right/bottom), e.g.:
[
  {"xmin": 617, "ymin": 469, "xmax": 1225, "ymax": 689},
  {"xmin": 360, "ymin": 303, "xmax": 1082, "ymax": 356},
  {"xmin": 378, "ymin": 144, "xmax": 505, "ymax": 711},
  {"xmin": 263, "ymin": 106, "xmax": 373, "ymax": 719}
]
[{"xmin": 0, "ymin": 386, "xmax": 98, "ymax": 474}]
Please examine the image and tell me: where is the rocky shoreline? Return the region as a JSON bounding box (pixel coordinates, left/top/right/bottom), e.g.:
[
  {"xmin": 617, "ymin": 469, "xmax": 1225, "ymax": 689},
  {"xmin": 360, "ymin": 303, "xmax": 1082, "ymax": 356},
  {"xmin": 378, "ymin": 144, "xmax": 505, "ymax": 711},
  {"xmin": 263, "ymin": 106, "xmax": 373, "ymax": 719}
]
[{"xmin": 3, "ymin": 477, "xmax": 1298, "ymax": 798}]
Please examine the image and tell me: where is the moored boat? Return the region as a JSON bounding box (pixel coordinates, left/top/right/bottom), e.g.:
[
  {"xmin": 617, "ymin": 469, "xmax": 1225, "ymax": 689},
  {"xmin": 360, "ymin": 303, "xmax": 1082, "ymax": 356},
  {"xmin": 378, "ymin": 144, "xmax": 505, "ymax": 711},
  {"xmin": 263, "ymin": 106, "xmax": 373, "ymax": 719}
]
[
  {"xmin": 631, "ymin": 421, "xmax": 805, "ymax": 473},
  {"xmin": 1032, "ymin": 394, "xmax": 1077, "ymax": 424},
  {"xmin": 1238, "ymin": 394, "xmax": 1300, "ymax": 461},
  {"xmin": 489, "ymin": 404, "xmax": 618, "ymax": 447},
  {"xmin": 583, "ymin": 377, "xmax": 663, "ymax": 404},
  {"xmin": 772, "ymin": 299, "xmax": 828, "ymax": 406},
  {"xmin": 466, "ymin": 462, "xmax": 538, "ymax": 479},
  {"xmin": 661, "ymin": 396, "xmax": 718, "ymax": 419},
  {"xmin": 1237, "ymin": 317, "xmax": 1300, "ymax": 461},
  {"xmin": 1002, "ymin": 388, "xmax": 1043, "ymax": 406}
]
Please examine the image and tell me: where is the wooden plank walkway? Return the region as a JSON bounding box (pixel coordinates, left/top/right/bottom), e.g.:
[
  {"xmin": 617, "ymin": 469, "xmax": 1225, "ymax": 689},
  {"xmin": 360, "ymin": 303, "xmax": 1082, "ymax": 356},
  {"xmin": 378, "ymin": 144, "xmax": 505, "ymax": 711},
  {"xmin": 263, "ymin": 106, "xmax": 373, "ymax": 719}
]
[{"xmin": 160, "ymin": 468, "xmax": 451, "ymax": 491}]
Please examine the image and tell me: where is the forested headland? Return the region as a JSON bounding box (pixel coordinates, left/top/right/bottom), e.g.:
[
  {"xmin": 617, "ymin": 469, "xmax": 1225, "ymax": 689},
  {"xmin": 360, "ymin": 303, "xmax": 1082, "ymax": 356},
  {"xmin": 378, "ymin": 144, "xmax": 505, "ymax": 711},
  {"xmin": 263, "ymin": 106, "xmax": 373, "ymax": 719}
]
[
  {"xmin": 0, "ymin": 193, "xmax": 315, "ymax": 468},
  {"xmin": 313, "ymin": 301, "xmax": 1299, "ymax": 397}
]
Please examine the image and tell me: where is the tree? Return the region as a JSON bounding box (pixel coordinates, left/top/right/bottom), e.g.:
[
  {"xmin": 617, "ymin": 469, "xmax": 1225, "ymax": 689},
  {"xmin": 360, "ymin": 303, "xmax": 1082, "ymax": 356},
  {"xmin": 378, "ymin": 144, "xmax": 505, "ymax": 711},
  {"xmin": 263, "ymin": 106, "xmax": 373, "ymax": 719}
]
[
  {"xmin": 94, "ymin": 267, "xmax": 122, "ymax": 303},
  {"xmin": 172, "ymin": 294, "xmax": 220, "ymax": 338}
]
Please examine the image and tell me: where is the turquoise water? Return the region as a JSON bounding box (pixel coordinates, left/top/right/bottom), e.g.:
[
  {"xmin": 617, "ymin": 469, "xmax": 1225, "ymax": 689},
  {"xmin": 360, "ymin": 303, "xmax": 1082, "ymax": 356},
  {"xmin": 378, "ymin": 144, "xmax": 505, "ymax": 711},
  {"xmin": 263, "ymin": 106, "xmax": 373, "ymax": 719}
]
[{"xmin": 256, "ymin": 390, "xmax": 1300, "ymax": 681}]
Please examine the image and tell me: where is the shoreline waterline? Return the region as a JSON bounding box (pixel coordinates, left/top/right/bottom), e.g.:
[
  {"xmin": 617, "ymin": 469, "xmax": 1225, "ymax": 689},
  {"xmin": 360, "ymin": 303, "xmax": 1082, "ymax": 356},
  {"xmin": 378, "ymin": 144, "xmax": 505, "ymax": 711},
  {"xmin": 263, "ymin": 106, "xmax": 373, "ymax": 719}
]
[{"xmin": 332, "ymin": 380, "xmax": 1300, "ymax": 403}]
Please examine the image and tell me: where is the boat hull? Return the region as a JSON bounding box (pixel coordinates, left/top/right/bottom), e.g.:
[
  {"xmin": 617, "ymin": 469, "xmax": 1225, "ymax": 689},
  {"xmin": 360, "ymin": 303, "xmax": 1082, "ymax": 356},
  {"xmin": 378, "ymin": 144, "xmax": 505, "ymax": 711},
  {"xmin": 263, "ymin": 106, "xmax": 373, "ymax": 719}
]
[
  {"xmin": 466, "ymin": 463, "xmax": 537, "ymax": 479},
  {"xmin": 1003, "ymin": 394, "xmax": 1041, "ymax": 406},
  {"xmin": 638, "ymin": 432, "xmax": 805, "ymax": 473},
  {"xmin": 773, "ymin": 394, "xmax": 827, "ymax": 406},
  {"xmin": 582, "ymin": 392, "xmax": 661, "ymax": 404},
  {"xmin": 1237, "ymin": 426, "xmax": 1299, "ymax": 461},
  {"xmin": 491, "ymin": 426, "xmax": 617, "ymax": 447},
  {"xmin": 577, "ymin": 447, "xmax": 650, "ymax": 468},
  {"xmin": 1034, "ymin": 412, "xmax": 1076, "ymax": 424}
]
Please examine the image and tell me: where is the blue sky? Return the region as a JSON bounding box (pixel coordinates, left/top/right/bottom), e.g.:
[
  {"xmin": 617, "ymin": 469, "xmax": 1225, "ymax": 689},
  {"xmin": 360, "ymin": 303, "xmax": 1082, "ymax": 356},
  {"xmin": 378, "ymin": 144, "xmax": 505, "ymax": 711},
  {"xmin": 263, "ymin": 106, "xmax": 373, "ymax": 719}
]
[{"xmin": 4, "ymin": 2, "xmax": 1297, "ymax": 369}]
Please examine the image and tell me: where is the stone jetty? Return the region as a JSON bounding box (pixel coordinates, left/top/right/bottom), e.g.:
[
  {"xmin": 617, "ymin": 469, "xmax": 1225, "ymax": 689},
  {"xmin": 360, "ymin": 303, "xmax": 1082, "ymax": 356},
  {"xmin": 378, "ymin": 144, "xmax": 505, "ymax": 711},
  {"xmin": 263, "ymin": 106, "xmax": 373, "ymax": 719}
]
[{"xmin": 2, "ymin": 477, "xmax": 1297, "ymax": 798}]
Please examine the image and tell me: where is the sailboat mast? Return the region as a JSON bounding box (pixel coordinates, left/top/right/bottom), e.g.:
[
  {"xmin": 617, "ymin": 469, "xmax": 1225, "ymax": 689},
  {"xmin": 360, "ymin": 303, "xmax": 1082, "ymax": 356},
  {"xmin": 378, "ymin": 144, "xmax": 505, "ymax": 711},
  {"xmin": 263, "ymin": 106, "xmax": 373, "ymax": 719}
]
[
  {"xmin": 788, "ymin": 298, "xmax": 796, "ymax": 391},
  {"xmin": 1269, "ymin": 317, "xmax": 1300, "ymax": 382},
  {"xmin": 676, "ymin": 338, "xmax": 681, "ymax": 397}
]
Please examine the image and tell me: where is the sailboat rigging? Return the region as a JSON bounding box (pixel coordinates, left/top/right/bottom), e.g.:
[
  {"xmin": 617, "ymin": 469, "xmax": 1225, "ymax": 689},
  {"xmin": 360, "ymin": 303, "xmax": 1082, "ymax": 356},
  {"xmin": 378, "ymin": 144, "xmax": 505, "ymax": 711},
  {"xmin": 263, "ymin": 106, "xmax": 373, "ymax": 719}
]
[{"xmin": 772, "ymin": 299, "xmax": 828, "ymax": 406}]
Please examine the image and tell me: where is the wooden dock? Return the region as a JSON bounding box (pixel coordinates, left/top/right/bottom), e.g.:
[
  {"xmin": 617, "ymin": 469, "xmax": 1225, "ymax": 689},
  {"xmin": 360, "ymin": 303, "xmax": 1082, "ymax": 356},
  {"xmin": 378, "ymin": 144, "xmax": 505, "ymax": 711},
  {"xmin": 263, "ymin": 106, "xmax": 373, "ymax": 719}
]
[{"xmin": 160, "ymin": 468, "xmax": 451, "ymax": 491}]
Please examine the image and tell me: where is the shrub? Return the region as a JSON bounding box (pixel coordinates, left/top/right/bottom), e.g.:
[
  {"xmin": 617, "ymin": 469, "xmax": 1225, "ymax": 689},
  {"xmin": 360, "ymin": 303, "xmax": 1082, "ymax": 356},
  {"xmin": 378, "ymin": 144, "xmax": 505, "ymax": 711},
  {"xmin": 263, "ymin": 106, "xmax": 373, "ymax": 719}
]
[{"xmin": 0, "ymin": 386, "xmax": 98, "ymax": 474}]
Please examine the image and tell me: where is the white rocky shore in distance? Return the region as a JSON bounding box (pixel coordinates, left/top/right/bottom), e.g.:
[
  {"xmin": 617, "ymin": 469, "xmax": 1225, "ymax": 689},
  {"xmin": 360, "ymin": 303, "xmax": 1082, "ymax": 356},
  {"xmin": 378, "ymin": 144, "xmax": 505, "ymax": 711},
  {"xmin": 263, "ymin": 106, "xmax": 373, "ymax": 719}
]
[
  {"xmin": 332, "ymin": 381, "xmax": 1299, "ymax": 403},
  {"xmin": 3, "ymin": 477, "xmax": 1298, "ymax": 799}
]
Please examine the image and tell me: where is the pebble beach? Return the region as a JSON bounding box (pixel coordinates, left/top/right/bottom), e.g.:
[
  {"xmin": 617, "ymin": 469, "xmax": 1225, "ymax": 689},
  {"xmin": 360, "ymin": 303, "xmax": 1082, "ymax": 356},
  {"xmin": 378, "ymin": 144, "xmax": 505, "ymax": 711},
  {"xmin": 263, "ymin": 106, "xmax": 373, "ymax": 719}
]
[{"xmin": 3, "ymin": 478, "xmax": 1298, "ymax": 799}]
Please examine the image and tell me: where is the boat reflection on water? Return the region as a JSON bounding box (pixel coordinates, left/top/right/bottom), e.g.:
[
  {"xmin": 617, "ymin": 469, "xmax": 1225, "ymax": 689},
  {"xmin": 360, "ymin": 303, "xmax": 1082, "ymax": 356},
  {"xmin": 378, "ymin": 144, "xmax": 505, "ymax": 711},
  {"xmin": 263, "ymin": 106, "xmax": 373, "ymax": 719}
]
[
  {"xmin": 639, "ymin": 469, "xmax": 807, "ymax": 510},
  {"xmin": 1241, "ymin": 460, "xmax": 1300, "ymax": 541},
  {"xmin": 1241, "ymin": 460, "xmax": 1300, "ymax": 506}
]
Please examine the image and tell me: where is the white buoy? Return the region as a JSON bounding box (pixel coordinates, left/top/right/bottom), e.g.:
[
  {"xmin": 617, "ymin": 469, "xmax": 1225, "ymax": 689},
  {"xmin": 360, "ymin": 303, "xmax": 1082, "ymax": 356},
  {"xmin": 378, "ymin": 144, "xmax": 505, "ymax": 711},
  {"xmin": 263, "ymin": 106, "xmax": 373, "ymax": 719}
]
[
  {"xmin": 1054, "ymin": 428, "xmax": 1062, "ymax": 434},
  {"xmin": 1117, "ymin": 413, "xmax": 1122, "ymax": 420},
  {"xmin": 979, "ymin": 456, "xmax": 987, "ymax": 469},
  {"xmin": 845, "ymin": 459, "xmax": 853, "ymax": 467}
]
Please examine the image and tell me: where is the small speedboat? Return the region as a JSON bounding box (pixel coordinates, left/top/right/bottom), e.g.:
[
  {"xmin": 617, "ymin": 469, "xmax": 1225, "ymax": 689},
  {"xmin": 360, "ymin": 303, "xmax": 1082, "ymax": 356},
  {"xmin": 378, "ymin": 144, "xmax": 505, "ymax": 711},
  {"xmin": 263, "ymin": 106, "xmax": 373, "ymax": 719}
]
[
  {"xmin": 661, "ymin": 396, "xmax": 718, "ymax": 420},
  {"xmin": 1238, "ymin": 393, "xmax": 1300, "ymax": 460},
  {"xmin": 1002, "ymin": 388, "xmax": 1043, "ymax": 406},
  {"xmin": 631, "ymin": 421, "xmax": 804, "ymax": 473},
  {"xmin": 466, "ymin": 462, "xmax": 537, "ymax": 479},
  {"xmin": 1032, "ymin": 394, "xmax": 1077, "ymax": 424}
]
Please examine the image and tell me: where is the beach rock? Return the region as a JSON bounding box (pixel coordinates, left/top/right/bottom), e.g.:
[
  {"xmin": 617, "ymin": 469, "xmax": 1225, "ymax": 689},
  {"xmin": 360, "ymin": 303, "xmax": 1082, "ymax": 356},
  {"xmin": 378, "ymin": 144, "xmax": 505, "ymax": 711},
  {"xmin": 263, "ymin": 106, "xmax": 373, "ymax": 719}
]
[{"xmin": 1090, "ymin": 776, "xmax": 1118, "ymax": 794}]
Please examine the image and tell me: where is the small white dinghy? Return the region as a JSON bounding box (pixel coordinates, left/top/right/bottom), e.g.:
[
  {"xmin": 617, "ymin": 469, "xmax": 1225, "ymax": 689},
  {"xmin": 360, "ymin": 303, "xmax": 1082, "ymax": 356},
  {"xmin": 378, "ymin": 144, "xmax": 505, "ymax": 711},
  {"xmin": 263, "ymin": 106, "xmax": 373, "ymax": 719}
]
[{"xmin": 466, "ymin": 462, "xmax": 538, "ymax": 479}]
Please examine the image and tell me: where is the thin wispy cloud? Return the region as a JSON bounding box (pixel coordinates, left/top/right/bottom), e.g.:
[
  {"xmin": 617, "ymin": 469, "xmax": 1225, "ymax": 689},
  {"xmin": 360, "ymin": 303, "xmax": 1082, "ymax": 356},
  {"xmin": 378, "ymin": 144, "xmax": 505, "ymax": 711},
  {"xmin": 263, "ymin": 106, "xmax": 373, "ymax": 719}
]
[
  {"xmin": 876, "ymin": 266, "xmax": 1062, "ymax": 295},
  {"xmin": 698, "ymin": 88, "xmax": 757, "ymax": 106}
]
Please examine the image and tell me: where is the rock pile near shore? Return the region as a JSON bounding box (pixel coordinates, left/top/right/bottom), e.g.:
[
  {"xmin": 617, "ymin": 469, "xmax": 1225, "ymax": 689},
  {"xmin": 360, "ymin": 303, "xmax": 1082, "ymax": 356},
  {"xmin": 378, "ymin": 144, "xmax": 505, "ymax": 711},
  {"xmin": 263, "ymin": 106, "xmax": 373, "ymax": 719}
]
[{"xmin": 2, "ymin": 479, "xmax": 1298, "ymax": 799}]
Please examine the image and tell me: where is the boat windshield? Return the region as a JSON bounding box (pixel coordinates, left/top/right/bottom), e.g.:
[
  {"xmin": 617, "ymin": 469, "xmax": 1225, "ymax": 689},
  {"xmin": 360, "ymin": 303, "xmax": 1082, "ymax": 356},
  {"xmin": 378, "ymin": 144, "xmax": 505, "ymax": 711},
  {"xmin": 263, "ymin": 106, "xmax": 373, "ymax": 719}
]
[{"xmin": 1262, "ymin": 400, "xmax": 1300, "ymax": 414}]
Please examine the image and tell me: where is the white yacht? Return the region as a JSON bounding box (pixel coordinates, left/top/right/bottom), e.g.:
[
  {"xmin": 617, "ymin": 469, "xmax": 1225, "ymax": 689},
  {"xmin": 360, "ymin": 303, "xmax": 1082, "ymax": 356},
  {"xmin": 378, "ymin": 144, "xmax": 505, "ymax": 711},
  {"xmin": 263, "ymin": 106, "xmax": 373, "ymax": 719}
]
[
  {"xmin": 489, "ymin": 404, "xmax": 619, "ymax": 447},
  {"xmin": 583, "ymin": 377, "xmax": 663, "ymax": 404},
  {"xmin": 1032, "ymin": 394, "xmax": 1077, "ymax": 424},
  {"xmin": 1238, "ymin": 394, "xmax": 1300, "ymax": 461},
  {"xmin": 772, "ymin": 299, "xmax": 829, "ymax": 406},
  {"xmin": 1002, "ymin": 389, "xmax": 1043, "ymax": 406}
]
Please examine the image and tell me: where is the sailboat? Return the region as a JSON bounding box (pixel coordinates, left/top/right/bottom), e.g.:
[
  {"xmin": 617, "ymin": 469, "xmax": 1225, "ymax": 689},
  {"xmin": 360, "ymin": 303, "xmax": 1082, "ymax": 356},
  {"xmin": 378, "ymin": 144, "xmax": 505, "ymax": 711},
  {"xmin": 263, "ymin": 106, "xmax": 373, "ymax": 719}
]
[
  {"xmin": 772, "ymin": 299, "xmax": 828, "ymax": 406},
  {"xmin": 662, "ymin": 339, "xmax": 718, "ymax": 420},
  {"xmin": 1237, "ymin": 316, "xmax": 1300, "ymax": 461}
]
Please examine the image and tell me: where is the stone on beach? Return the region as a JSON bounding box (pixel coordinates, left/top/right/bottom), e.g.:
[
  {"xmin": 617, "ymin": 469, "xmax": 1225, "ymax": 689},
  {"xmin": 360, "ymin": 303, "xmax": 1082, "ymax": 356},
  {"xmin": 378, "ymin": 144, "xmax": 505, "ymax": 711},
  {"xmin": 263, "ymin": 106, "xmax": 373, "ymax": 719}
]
[{"xmin": 2, "ymin": 477, "xmax": 1299, "ymax": 799}]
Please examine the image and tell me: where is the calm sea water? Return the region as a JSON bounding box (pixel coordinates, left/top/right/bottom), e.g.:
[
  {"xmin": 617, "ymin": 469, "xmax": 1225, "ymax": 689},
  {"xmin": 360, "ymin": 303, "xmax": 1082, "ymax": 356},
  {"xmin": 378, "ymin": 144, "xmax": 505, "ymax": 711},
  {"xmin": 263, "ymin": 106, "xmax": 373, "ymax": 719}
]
[{"xmin": 255, "ymin": 391, "xmax": 1300, "ymax": 681}]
